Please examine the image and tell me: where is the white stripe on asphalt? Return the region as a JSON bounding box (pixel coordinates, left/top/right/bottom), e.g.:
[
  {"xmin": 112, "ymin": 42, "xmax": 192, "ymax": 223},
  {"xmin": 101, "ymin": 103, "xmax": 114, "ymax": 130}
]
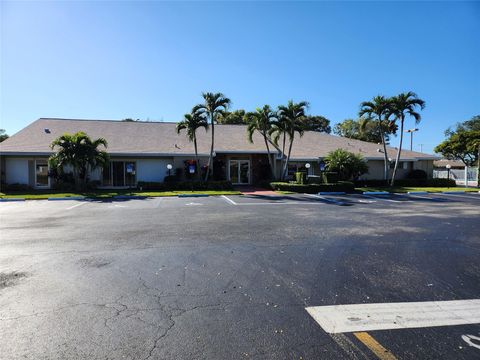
[
  {"xmin": 362, "ymin": 194, "xmax": 402, "ymax": 203},
  {"xmin": 66, "ymin": 202, "xmax": 88, "ymax": 210},
  {"xmin": 305, "ymin": 193, "xmax": 345, "ymax": 205},
  {"xmin": 221, "ymin": 195, "xmax": 237, "ymax": 205},
  {"xmin": 306, "ymin": 299, "xmax": 480, "ymax": 334}
]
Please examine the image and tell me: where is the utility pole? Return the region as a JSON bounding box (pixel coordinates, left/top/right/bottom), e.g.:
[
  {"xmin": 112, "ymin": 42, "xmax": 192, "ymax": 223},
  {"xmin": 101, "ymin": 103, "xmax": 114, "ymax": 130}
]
[
  {"xmin": 405, "ymin": 128, "xmax": 419, "ymax": 151},
  {"xmin": 477, "ymin": 143, "xmax": 480, "ymax": 188}
]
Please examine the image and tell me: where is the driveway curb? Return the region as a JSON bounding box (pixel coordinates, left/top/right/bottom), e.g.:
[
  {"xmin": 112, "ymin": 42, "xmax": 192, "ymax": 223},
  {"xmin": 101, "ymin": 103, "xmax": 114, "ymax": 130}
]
[
  {"xmin": 177, "ymin": 194, "xmax": 210, "ymax": 198},
  {"xmin": 48, "ymin": 196, "xmax": 86, "ymax": 201}
]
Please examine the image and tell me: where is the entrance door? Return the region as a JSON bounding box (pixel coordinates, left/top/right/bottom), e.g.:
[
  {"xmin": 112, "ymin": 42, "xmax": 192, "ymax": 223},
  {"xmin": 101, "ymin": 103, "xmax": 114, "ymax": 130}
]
[
  {"xmin": 229, "ymin": 160, "xmax": 250, "ymax": 184},
  {"xmin": 112, "ymin": 161, "xmax": 125, "ymax": 186},
  {"xmin": 35, "ymin": 160, "xmax": 49, "ymax": 188}
]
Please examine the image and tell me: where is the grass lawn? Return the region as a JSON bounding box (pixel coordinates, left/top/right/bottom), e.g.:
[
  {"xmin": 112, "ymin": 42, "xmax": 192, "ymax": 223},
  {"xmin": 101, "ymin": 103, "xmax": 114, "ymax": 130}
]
[
  {"xmin": 0, "ymin": 189, "xmax": 242, "ymax": 200},
  {"xmin": 355, "ymin": 186, "xmax": 479, "ymax": 193}
]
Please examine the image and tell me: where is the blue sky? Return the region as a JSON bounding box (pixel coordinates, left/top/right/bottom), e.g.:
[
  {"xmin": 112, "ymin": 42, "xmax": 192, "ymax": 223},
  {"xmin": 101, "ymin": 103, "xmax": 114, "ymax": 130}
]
[{"xmin": 1, "ymin": 1, "xmax": 479, "ymax": 154}]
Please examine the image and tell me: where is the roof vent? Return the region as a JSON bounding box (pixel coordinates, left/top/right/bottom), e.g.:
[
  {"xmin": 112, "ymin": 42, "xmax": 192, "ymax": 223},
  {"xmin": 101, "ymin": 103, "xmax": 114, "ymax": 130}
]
[{"xmin": 44, "ymin": 128, "xmax": 51, "ymax": 134}]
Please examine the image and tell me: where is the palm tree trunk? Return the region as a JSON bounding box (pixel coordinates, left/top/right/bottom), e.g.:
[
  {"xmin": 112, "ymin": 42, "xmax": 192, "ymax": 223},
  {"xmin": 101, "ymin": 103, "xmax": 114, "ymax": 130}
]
[
  {"xmin": 283, "ymin": 136, "xmax": 294, "ymax": 180},
  {"xmin": 390, "ymin": 117, "xmax": 404, "ymax": 186},
  {"xmin": 194, "ymin": 137, "xmax": 199, "ymax": 178},
  {"xmin": 381, "ymin": 131, "xmax": 389, "ymax": 182},
  {"xmin": 205, "ymin": 116, "xmax": 214, "ymax": 182},
  {"xmin": 281, "ymin": 132, "xmax": 286, "ymax": 180},
  {"xmin": 263, "ymin": 133, "xmax": 275, "ymax": 180}
]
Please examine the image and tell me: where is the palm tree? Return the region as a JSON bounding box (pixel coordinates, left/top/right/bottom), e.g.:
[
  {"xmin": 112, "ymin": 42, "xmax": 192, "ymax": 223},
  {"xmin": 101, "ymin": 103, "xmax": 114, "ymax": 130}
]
[
  {"xmin": 176, "ymin": 107, "xmax": 209, "ymax": 175},
  {"xmin": 277, "ymin": 100, "xmax": 309, "ymax": 180},
  {"xmin": 389, "ymin": 92, "xmax": 426, "ymax": 186},
  {"xmin": 359, "ymin": 96, "xmax": 394, "ymax": 182},
  {"xmin": 246, "ymin": 105, "xmax": 277, "ymax": 179},
  {"xmin": 270, "ymin": 112, "xmax": 289, "ymax": 178},
  {"xmin": 49, "ymin": 131, "xmax": 109, "ymax": 190},
  {"xmin": 196, "ymin": 92, "xmax": 231, "ymax": 181}
]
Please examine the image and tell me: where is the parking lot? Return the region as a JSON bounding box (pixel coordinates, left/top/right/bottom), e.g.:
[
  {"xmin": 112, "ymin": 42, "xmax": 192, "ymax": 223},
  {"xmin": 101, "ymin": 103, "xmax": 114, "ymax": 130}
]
[{"xmin": 1, "ymin": 192, "xmax": 479, "ymax": 359}]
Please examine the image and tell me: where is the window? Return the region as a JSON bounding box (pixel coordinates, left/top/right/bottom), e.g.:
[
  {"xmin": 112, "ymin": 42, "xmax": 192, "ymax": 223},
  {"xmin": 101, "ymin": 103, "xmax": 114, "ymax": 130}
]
[{"xmin": 102, "ymin": 161, "xmax": 136, "ymax": 187}]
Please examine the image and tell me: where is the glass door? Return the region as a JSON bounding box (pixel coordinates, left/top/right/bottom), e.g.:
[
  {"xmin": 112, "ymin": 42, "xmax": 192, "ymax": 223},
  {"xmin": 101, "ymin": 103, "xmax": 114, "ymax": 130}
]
[
  {"xmin": 229, "ymin": 161, "xmax": 239, "ymax": 184},
  {"xmin": 112, "ymin": 161, "xmax": 125, "ymax": 186},
  {"xmin": 35, "ymin": 160, "xmax": 49, "ymax": 187},
  {"xmin": 229, "ymin": 160, "xmax": 250, "ymax": 184},
  {"xmin": 239, "ymin": 160, "xmax": 250, "ymax": 184},
  {"xmin": 125, "ymin": 162, "xmax": 136, "ymax": 186}
]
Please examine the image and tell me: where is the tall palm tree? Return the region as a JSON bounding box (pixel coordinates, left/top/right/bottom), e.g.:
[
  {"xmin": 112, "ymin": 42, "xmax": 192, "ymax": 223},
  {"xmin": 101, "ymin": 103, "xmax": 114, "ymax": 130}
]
[
  {"xmin": 389, "ymin": 92, "xmax": 426, "ymax": 186},
  {"xmin": 176, "ymin": 107, "xmax": 209, "ymax": 175},
  {"xmin": 196, "ymin": 92, "xmax": 231, "ymax": 181},
  {"xmin": 49, "ymin": 131, "xmax": 109, "ymax": 190},
  {"xmin": 245, "ymin": 105, "xmax": 277, "ymax": 179},
  {"xmin": 359, "ymin": 96, "xmax": 394, "ymax": 181},
  {"xmin": 277, "ymin": 100, "xmax": 309, "ymax": 180},
  {"xmin": 270, "ymin": 112, "xmax": 289, "ymax": 178}
]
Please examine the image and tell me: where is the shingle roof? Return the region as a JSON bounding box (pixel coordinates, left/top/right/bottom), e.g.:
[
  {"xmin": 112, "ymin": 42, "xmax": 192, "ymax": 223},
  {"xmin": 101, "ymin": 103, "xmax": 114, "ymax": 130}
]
[
  {"xmin": 433, "ymin": 159, "xmax": 466, "ymax": 168},
  {"xmin": 0, "ymin": 118, "xmax": 437, "ymax": 160}
]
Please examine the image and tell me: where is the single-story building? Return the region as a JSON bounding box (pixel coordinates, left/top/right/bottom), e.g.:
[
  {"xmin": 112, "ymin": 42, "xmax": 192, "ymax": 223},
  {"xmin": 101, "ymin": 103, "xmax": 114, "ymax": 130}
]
[
  {"xmin": 433, "ymin": 159, "xmax": 466, "ymax": 169},
  {"xmin": 0, "ymin": 118, "xmax": 438, "ymax": 189}
]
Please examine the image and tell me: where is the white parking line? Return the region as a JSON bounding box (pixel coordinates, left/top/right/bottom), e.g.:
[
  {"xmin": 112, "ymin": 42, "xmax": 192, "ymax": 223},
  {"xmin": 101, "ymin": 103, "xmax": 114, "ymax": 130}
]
[
  {"xmin": 305, "ymin": 193, "xmax": 345, "ymax": 205},
  {"xmin": 66, "ymin": 202, "xmax": 88, "ymax": 210},
  {"xmin": 362, "ymin": 194, "xmax": 402, "ymax": 203},
  {"xmin": 306, "ymin": 299, "xmax": 480, "ymax": 334},
  {"xmin": 221, "ymin": 195, "xmax": 237, "ymax": 205}
]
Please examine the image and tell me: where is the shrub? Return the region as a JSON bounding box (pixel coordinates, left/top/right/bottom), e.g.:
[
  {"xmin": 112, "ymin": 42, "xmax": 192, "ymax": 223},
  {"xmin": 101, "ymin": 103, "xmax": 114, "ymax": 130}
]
[
  {"xmin": 322, "ymin": 172, "xmax": 338, "ymax": 184},
  {"xmin": 407, "ymin": 169, "xmax": 427, "ymax": 179},
  {"xmin": 325, "ymin": 149, "xmax": 368, "ymax": 181},
  {"xmin": 354, "ymin": 179, "xmax": 389, "ymax": 187},
  {"xmin": 137, "ymin": 181, "xmax": 165, "ymax": 191},
  {"xmin": 424, "ymin": 178, "xmax": 456, "ymax": 187},
  {"xmin": 270, "ymin": 182, "xmax": 355, "ymax": 193},
  {"xmin": 307, "ymin": 175, "xmax": 323, "ymax": 184},
  {"xmin": 164, "ymin": 175, "xmax": 177, "ymax": 183},
  {"xmin": 354, "ymin": 178, "xmax": 456, "ymax": 187},
  {"xmin": 5, "ymin": 183, "xmax": 31, "ymax": 192}
]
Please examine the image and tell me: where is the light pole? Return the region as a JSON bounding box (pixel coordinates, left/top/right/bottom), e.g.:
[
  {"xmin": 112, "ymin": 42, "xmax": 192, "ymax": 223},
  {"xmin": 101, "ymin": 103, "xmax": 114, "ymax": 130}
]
[
  {"xmin": 446, "ymin": 164, "xmax": 451, "ymax": 187},
  {"xmin": 166, "ymin": 163, "xmax": 173, "ymax": 176},
  {"xmin": 405, "ymin": 128, "xmax": 419, "ymax": 151}
]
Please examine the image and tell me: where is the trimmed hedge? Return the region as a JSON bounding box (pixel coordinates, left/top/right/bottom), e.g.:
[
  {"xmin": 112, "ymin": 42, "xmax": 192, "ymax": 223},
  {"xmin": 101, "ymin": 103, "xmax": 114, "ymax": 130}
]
[
  {"xmin": 137, "ymin": 180, "xmax": 234, "ymax": 191},
  {"xmin": 270, "ymin": 182, "xmax": 355, "ymax": 194},
  {"xmin": 354, "ymin": 178, "xmax": 457, "ymax": 187}
]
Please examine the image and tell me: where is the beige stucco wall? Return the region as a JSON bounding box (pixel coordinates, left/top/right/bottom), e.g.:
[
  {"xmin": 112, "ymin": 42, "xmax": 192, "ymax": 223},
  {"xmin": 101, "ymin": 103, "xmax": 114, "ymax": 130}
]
[{"xmin": 413, "ymin": 160, "xmax": 434, "ymax": 178}]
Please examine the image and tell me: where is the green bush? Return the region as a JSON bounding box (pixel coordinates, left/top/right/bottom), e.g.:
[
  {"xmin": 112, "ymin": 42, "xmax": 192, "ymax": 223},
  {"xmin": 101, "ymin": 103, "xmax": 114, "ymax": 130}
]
[
  {"xmin": 5, "ymin": 183, "xmax": 32, "ymax": 192},
  {"xmin": 354, "ymin": 179, "xmax": 388, "ymax": 187},
  {"xmin": 307, "ymin": 175, "xmax": 323, "ymax": 184},
  {"xmin": 354, "ymin": 178, "xmax": 456, "ymax": 187},
  {"xmin": 270, "ymin": 182, "xmax": 355, "ymax": 193},
  {"xmin": 137, "ymin": 181, "xmax": 165, "ymax": 190},
  {"xmin": 407, "ymin": 169, "xmax": 428, "ymax": 179},
  {"xmin": 424, "ymin": 178, "xmax": 457, "ymax": 187},
  {"xmin": 322, "ymin": 172, "xmax": 338, "ymax": 184},
  {"xmin": 325, "ymin": 149, "xmax": 368, "ymax": 181}
]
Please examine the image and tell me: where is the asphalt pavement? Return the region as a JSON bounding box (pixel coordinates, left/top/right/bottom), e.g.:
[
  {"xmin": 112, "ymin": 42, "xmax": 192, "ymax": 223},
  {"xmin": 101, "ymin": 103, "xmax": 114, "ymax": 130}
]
[{"xmin": 0, "ymin": 192, "xmax": 479, "ymax": 359}]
